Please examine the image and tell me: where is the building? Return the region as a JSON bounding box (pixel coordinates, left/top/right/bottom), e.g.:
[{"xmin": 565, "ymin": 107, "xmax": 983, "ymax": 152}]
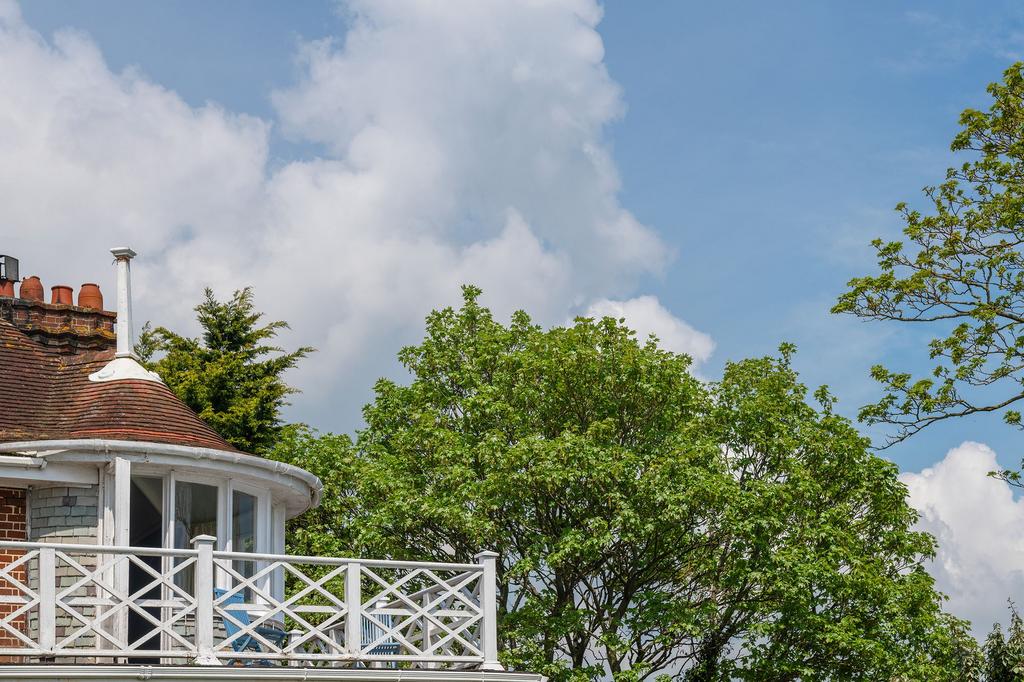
[{"xmin": 0, "ymin": 249, "xmax": 534, "ymax": 682}]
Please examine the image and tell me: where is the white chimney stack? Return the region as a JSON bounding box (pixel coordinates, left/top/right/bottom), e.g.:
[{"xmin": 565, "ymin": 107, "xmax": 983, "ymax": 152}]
[
  {"xmin": 111, "ymin": 246, "xmax": 137, "ymax": 358},
  {"xmin": 89, "ymin": 246, "xmax": 161, "ymax": 384},
  {"xmin": 110, "ymin": 247, "xmax": 137, "ymax": 358}
]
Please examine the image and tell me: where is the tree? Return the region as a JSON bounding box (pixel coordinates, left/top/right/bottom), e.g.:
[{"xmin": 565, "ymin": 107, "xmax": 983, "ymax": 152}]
[
  {"xmin": 1006, "ymin": 605, "xmax": 1024, "ymax": 679},
  {"xmin": 983, "ymin": 623, "xmax": 1012, "ymax": 681},
  {"xmin": 834, "ymin": 62, "xmax": 1024, "ymax": 464},
  {"xmin": 345, "ymin": 286, "xmax": 971, "ymax": 681},
  {"xmin": 137, "ymin": 287, "xmax": 313, "ymax": 454},
  {"xmin": 267, "ymin": 424, "xmax": 359, "ymax": 559}
]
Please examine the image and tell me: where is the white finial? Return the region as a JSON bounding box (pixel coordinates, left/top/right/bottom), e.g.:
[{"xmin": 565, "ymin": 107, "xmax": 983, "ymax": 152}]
[
  {"xmin": 89, "ymin": 247, "xmax": 161, "ymax": 384},
  {"xmin": 110, "ymin": 247, "xmax": 137, "ymax": 359}
]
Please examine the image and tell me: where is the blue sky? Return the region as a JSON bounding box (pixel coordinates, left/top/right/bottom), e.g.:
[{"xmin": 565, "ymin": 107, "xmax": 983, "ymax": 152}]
[
  {"xmin": 17, "ymin": 0, "xmax": 1024, "ymax": 469},
  {"xmin": 9, "ymin": 0, "xmax": 1024, "ymax": 630}
]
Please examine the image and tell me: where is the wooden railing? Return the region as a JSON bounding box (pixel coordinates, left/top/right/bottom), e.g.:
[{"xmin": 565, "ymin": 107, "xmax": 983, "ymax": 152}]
[{"xmin": 0, "ymin": 538, "xmax": 501, "ymax": 668}]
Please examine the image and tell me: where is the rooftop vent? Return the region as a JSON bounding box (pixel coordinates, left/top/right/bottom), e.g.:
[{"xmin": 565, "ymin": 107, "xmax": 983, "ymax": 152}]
[{"xmin": 0, "ymin": 255, "xmax": 18, "ymax": 283}]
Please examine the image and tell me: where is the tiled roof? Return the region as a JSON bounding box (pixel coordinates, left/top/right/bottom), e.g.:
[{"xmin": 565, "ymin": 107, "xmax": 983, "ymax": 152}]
[{"xmin": 0, "ymin": 319, "xmax": 240, "ymax": 452}]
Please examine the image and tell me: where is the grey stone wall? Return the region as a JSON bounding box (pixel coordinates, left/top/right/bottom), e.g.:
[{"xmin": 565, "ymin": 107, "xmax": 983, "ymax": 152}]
[
  {"xmin": 28, "ymin": 485, "xmax": 100, "ymax": 658},
  {"xmin": 29, "ymin": 485, "xmax": 99, "ymax": 545}
]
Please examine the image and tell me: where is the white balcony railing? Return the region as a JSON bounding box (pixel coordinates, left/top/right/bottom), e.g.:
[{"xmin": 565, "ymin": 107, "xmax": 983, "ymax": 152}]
[{"xmin": 0, "ymin": 537, "xmax": 501, "ymax": 668}]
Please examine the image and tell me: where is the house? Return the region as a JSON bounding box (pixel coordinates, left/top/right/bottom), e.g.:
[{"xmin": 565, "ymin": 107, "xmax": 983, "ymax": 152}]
[{"xmin": 0, "ymin": 249, "xmax": 534, "ymax": 682}]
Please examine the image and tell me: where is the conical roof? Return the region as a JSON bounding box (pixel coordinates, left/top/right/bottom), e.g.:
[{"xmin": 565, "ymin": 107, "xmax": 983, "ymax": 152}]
[{"xmin": 0, "ymin": 318, "xmax": 240, "ymax": 452}]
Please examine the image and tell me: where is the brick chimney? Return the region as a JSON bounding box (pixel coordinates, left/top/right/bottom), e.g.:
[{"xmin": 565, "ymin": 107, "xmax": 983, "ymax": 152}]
[{"xmin": 0, "ymin": 266, "xmax": 116, "ymax": 354}]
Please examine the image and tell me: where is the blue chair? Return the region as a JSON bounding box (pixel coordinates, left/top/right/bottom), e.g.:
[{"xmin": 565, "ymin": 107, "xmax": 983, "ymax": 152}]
[
  {"xmin": 362, "ymin": 611, "xmax": 400, "ymax": 656},
  {"xmin": 214, "ymin": 588, "xmax": 289, "ymax": 666}
]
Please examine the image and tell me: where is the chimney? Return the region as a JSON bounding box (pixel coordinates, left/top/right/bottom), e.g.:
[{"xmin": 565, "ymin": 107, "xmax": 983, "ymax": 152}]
[
  {"xmin": 50, "ymin": 285, "xmax": 73, "ymax": 305},
  {"xmin": 88, "ymin": 247, "xmax": 161, "ymax": 384},
  {"xmin": 110, "ymin": 247, "xmax": 137, "ymax": 358},
  {"xmin": 0, "ymin": 253, "xmax": 116, "ymax": 354}
]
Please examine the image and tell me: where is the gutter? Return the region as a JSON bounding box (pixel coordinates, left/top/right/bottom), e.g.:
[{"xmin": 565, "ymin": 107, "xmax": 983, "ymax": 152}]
[
  {"xmin": 0, "ymin": 439, "xmax": 322, "ymax": 509},
  {"xmin": 0, "ymin": 455, "xmax": 46, "ymax": 470}
]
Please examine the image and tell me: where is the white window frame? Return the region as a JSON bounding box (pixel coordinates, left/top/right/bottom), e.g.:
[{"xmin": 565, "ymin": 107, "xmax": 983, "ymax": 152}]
[
  {"xmin": 107, "ymin": 464, "xmax": 278, "ymax": 597},
  {"xmin": 226, "ymin": 480, "xmax": 273, "ymax": 599}
]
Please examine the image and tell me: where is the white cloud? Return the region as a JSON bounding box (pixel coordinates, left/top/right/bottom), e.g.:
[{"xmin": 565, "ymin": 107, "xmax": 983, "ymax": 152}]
[
  {"xmin": 900, "ymin": 441, "xmax": 1024, "ymax": 635},
  {"xmin": 0, "ymin": 0, "xmax": 700, "ymax": 428},
  {"xmin": 584, "ymin": 296, "xmax": 714, "ymax": 364}
]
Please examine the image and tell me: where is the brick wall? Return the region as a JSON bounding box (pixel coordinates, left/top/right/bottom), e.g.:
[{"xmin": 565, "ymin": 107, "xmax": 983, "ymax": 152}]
[
  {"xmin": 0, "ymin": 297, "xmax": 115, "ymax": 354},
  {"xmin": 0, "ymin": 488, "xmax": 27, "ymax": 660}
]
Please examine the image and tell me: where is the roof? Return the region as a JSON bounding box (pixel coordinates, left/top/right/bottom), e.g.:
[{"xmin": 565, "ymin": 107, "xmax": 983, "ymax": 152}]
[{"xmin": 0, "ymin": 319, "xmax": 240, "ymax": 452}]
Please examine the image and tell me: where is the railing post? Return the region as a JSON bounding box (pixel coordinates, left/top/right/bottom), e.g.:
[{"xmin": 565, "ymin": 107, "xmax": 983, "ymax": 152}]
[
  {"xmin": 192, "ymin": 535, "xmax": 219, "ymax": 666},
  {"xmin": 474, "ymin": 550, "xmax": 503, "ymax": 671},
  {"xmin": 38, "ymin": 546, "xmax": 55, "ymax": 655},
  {"xmin": 345, "ymin": 561, "xmax": 362, "ymax": 659}
]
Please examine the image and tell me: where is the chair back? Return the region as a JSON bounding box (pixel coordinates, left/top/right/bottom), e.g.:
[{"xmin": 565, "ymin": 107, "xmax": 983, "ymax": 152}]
[{"xmin": 214, "ymin": 587, "xmax": 252, "ymax": 639}]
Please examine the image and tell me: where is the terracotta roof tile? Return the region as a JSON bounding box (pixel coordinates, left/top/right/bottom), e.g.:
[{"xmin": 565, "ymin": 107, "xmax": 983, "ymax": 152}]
[{"xmin": 0, "ymin": 320, "xmax": 240, "ymax": 452}]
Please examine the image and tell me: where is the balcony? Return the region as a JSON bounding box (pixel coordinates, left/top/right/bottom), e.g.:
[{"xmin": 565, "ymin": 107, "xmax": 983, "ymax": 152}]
[{"xmin": 0, "ymin": 538, "xmax": 503, "ymax": 670}]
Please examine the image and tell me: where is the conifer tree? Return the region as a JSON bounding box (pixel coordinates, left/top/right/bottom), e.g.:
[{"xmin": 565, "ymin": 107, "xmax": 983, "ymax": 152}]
[{"xmin": 138, "ymin": 287, "xmax": 313, "ymax": 454}]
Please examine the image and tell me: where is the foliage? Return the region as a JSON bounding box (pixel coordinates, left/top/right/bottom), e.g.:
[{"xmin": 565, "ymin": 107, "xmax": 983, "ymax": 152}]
[
  {"xmin": 333, "ymin": 285, "xmax": 971, "ymax": 681},
  {"xmin": 1007, "ymin": 606, "xmax": 1024, "ymax": 679},
  {"xmin": 834, "ymin": 62, "xmax": 1024, "ymax": 468},
  {"xmin": 976, "ymin": 603, "xmax": 1024, "ymax": 681},
  {"xmin": 137, "ymin": 287, "xmax": 313, "ymax": 454},
  {"xmin": 983, "ymin": 622, "xmax": 1012, "ymax": 682},
  {"xmin": 266, "ymin": 424, "xmax": 360, "ymax": 560}
]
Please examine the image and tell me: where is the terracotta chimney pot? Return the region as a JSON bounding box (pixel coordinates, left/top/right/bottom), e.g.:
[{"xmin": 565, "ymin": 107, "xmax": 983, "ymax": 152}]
[
  {"xmin": 0, "ymin": 280, "xmax": 13, "ymax": 298},
  {"xmin": 19, "ymin": 276, "xmax": 43, "ymax": 302},
  {"xmin": 78, "ymin": 283, "xmax": 103, "ymax": 310},
  {"xmin": 51, "ymin": 285, "xmax": 73, "ymax": 305}
]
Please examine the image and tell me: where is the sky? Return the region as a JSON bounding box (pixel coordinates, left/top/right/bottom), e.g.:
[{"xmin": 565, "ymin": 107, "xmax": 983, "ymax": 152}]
[{"xmin": 4, "ymin": 0, "xmax": 1024, "ymax": 634}]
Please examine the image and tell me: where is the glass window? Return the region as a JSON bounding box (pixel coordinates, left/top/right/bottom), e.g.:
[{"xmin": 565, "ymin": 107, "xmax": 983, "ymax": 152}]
[
  {"xmin": 173, "ymin": 481, "xmax": 218, "ymax": 593},
  {"xmin": 232, "ymin": 491, "xmax": 258, "ymax": 600}
]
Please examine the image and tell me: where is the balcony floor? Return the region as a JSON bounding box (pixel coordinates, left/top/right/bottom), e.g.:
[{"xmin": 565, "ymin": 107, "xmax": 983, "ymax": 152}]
[{"xmin": 0, "ymin": 666, "xmax": 544, "ymax": 682}]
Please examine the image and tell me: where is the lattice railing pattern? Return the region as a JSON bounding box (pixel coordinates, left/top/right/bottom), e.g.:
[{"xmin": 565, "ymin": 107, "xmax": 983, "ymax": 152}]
[{"xmin": 0, "ymin": 539, "xmax": 501, "ymax": 669}]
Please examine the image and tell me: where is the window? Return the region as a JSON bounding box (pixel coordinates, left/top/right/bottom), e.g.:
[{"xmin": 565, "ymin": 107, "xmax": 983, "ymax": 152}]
[
  {"xmin": 106, "ymin": 466, "xmax": 277, "ymax": 602},
  {"xmin": 232, "ymin": 490, "xmax": 258, "ymax": 600},
  {"xmin": 173, "ymin": 481, "xmax": 219, "ymax": 593}
]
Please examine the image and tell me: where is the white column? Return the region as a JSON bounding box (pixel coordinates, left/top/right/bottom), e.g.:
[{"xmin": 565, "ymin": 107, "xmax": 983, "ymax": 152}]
[
  {"xmin": 475, "ymin": 550, "xmax": 503, "ymax": 671},
  {"xmin": 110, "ymin": 247, "xmax": 137, "ymax": 359},
  {"xmin": 38, "ymin": 546, "xmax": 55, "ymax": 654},
  {"xmin": 345, "ymin": 561, "xmax": 362, "ymax": 658},
  {"xmin": 192, "ymin": 535, "xmax": 219, "ymax": 666},
  {"xmin": 111, "ymin": 457, "xmax": 131, "ymax": 652}
]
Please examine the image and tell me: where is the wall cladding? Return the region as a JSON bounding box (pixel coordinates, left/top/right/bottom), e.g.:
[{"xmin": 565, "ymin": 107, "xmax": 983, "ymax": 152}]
[{"xmin": 29, "ymin": 484, "xmax": 100, "ymax": 659}]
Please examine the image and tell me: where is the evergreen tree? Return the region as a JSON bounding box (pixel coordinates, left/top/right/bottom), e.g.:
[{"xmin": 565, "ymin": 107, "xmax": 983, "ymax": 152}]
[{"xmin": 137, "ymin": 287, "xmax": 313, "ymax": 454}]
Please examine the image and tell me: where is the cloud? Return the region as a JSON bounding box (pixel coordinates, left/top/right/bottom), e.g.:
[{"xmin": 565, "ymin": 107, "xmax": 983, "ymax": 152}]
[
  {"xmin": 0, "ymin": 0, "xmax": 699, "ymax": 429},
  {"xmin": 584, "ymin": 296, "xmax": 714, "ymax": 365},
  {"xmin": 900, "ymin": 441, "xmax": 1024, "ymax": 635}
]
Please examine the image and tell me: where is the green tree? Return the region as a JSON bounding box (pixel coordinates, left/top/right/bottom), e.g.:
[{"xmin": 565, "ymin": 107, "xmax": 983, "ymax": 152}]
[
  {"xmin": 834, "ymin": 63, "xmax": 1024, "ymax": 471},
  {"xmin": 266, "ymin": 424, "xmax": 359, "ymax": 559},
  {"xmin": 984, "ymin": 623, "xmax": 1012, "ymax": 681},
  {"xmin": 1007, "ymin": 606, "xmax": 1024, "ymax": 679},
  {"xmin": 344, "ymin": 286, "xmax": 970, "ymax": 681},
  {"xmin": 138, "ymin": 287, "xmax": 313, "ymax": 454}
]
